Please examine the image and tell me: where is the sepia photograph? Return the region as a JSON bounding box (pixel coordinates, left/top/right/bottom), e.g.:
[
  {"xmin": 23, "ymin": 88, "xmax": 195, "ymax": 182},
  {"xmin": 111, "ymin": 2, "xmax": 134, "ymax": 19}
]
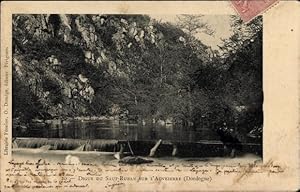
[
  {"xmin": 2, "ymin": 1, "xmax": 300, "ymax": 191},
  {"xmin": 12, "ymin": 14, "xmax": 263, "ymax": 165}
]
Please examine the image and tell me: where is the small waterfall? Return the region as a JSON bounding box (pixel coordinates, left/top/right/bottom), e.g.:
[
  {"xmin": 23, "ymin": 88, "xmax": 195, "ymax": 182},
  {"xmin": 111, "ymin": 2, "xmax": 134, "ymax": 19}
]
[
  {"xmin": 14, "ymin": 138, "xmax": 119, "ymax": 152},
  {"xmin": 92, "ymin": 140, "xmax": 118, "ymax": 151},
  {"xmin": 113, "ymin": 144, "xmax": 124, "ymax": 160},
  {"xmin": 12, "ymin": 141, "xmax": 18, "ymax": 148},
  {"xmin": 74, "ymin": 144, "xmax": 85, "ymax": 151},
  {"xmin": 85, "ymin": 143, "xmax": 92, "ymax": 151},
  {"xmin": 39, "ymin": 145, "xmax": 52, "ymax": 151},
  {"xmin": 34, "ymin": 145, "xmax": 52, "ymax": 153}
]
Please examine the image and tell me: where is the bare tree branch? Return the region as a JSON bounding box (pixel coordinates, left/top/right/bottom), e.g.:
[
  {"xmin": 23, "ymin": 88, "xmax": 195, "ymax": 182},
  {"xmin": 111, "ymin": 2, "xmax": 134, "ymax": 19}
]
[{"xmin": 176, "ymin": 15, "xmax": 215, "ymax": 36}]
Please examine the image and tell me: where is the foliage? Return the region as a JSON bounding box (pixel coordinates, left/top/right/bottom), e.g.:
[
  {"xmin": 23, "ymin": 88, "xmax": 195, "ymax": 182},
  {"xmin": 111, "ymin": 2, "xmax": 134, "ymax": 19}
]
[{"xmin": 12, "ymin": 14, "xmax": 263, "ymax": 142}]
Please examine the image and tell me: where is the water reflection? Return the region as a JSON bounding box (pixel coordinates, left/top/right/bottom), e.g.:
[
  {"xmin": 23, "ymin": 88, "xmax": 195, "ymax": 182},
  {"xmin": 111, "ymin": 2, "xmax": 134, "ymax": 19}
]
[{"xmin": 13, "ymin": 119, "xmax": 219, "ymax": 142}]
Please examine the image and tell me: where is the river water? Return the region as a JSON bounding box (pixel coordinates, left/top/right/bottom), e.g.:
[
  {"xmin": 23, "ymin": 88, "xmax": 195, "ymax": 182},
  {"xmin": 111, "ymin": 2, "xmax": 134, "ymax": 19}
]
[{"xmin": 13, "ymin": 119, "xmax": 220, "ymax": 142}]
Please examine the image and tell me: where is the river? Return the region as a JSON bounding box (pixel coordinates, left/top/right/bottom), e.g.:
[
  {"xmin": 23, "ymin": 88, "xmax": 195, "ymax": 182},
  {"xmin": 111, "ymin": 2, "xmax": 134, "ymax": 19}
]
[{"xmin": 13, "ymin": 119, "xmax": 220, "ymax": 142}]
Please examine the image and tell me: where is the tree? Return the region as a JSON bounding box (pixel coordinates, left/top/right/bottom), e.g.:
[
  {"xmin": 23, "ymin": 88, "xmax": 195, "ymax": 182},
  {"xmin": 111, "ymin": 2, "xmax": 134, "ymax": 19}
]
[{"xmin": 176, "ymin": 15, "xmax": 215, "ymax": 36}]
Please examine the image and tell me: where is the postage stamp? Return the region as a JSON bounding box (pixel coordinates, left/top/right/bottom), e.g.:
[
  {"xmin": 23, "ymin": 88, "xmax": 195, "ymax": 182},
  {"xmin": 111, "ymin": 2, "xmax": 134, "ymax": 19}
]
[{"xmin": 231, "ymin": 0, "xmax": 279, "ymax": 22}]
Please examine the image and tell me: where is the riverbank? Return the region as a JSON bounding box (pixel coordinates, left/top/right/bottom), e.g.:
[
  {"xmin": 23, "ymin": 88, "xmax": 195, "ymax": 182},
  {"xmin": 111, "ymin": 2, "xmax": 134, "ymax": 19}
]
[{"xmin": 12, "ymin": 148, "xmax": 262, "ymax": 165}]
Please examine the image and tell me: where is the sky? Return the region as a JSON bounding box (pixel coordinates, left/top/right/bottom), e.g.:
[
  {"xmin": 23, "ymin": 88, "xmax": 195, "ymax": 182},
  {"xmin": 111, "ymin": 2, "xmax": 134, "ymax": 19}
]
[{"xmin": 149, "ymin": 15, "xmax": 234, "ymax": 50}]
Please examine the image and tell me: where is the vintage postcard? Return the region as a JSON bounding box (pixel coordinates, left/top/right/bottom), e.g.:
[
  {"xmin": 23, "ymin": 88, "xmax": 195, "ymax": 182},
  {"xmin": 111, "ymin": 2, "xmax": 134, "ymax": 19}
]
[{"xmin": 1, "ymin": 1, "xmax": 299, "ymax": 191}]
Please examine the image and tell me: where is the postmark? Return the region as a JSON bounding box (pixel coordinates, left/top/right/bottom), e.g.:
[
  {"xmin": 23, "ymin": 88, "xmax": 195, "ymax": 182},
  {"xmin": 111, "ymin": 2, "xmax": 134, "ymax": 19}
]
[{"xmin": 231, "ymin": 0, "xmax": 279, "ymax": 22}]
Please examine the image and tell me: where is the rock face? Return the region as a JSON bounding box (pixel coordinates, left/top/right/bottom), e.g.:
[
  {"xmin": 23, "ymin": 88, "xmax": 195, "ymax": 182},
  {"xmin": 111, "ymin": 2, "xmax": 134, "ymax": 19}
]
[
  {"xmin": 12, "ymin": 14, "xmax": 263, "ymax": 146},
  {"xmin": 13, "ymin": 14, "xmax": 210, "ymax": 124},
  {"xmin": 119, "ymin": 156, "xmax": 153, "ymax": 165}
]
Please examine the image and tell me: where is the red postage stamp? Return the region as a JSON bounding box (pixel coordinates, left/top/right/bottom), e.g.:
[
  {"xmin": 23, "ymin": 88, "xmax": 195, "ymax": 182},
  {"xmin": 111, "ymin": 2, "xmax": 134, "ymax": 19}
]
[{"xmin": 231, "ymin": 0, "xmax": 279, "ymax": 22}]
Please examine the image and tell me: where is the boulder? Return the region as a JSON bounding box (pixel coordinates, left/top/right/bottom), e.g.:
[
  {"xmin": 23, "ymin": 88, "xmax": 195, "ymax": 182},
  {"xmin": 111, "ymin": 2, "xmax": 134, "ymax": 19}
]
[{"xmin": 119, "ymin": 156, "xmax": 153, "ymax": 165}]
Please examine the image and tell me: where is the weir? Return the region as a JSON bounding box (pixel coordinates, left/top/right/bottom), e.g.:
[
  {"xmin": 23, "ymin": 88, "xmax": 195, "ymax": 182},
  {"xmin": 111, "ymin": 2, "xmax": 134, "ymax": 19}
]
[
  {"xmin": 13, "ymin": 137, "xmax": 262, "ymax": 157},
  {"xmin": 12, "ymin": 119, "xmax": 262, "ymax": 157},
  {"xmin": 15, "ymin": 138, "xmax": 119, "ymax": 152}
]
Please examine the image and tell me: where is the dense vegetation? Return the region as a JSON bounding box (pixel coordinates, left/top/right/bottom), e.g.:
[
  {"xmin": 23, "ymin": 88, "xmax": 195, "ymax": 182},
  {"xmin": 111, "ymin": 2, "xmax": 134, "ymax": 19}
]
[{"xmin": 12, "ymin": 14, "xmax": 263, "ymax": 142}]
